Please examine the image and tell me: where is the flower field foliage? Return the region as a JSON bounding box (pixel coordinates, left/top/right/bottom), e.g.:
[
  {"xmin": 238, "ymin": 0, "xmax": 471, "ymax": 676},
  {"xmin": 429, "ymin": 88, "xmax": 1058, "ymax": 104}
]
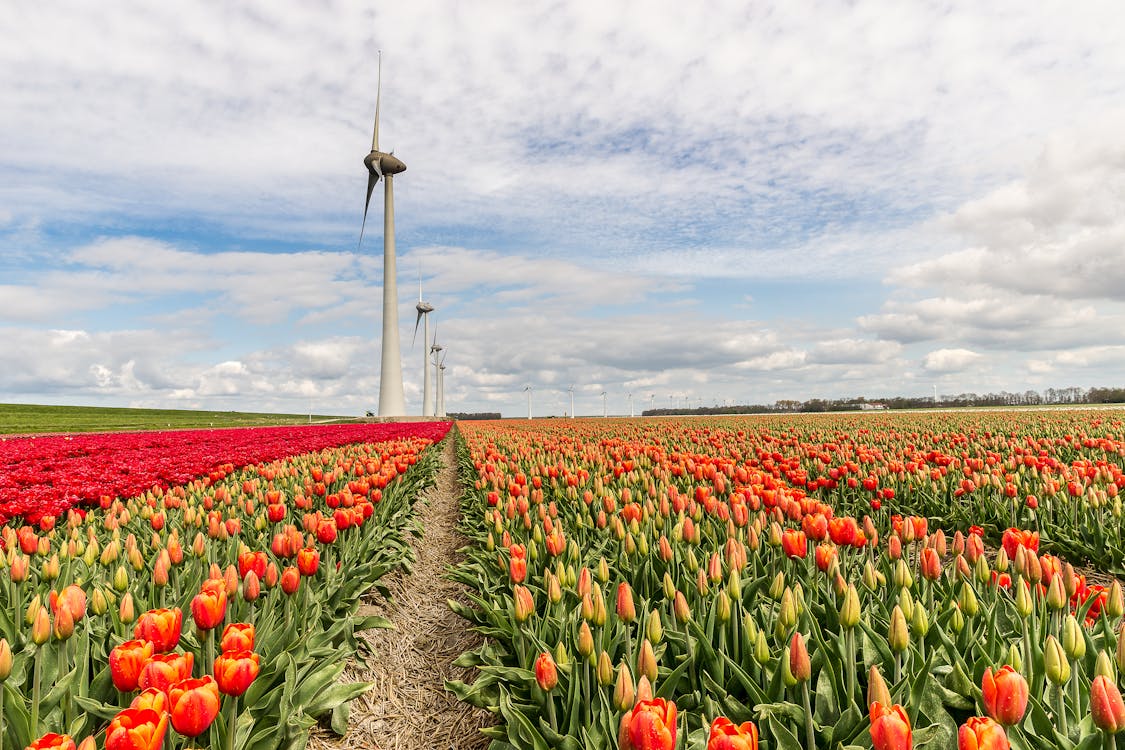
[
  {"xmin": 0, "ymin": 421, "xmax": 451, "ymax": 750},
  {"xmin": 446, "ymin": 412, "xmax": 1125, "ymax": 750}
]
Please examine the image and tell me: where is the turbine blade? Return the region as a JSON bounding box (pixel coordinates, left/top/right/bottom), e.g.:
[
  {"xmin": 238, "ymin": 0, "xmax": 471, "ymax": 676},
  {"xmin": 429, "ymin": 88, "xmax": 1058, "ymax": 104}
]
[
  {"xmin": 412, "ymin": 309, "xmax": 422, "ymax": 346},
  {"xmin": 372, "ymin": 51, "xmax": 382, "ymax": 152},
  {"xmin": 358, "ymin": 169, "xmax": 380, "ymax": 248}
]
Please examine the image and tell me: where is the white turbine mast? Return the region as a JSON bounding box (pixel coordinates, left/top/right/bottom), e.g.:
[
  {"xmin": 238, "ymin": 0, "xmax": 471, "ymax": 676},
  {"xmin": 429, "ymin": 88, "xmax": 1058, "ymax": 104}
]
[
  {"xmin": 360, "ymin": 52, "xmax": 409, "ymax": 417},
  {"xmin": 524, "ymin": 386, "xmax": 533, "ymax": 420},
  {"xmin": 413, "ymin": 268, "xmax": 435, "ymax": 417},
  {"xmin": 430, "ymin": 331, "xmax": 443, "ymax": 418},
  {"xmin": 628, "ymin": 392, "xmax": 634, "ymax": 418},
  {"xmin": 601, "ymin": 391, "xmax": 608, "ymax": 418},
  {"xmin": 568, "ymin": 385, "xmax": 575, "ymax": 419},
  {"xmin": 437, "ymin": 350, "xmax": 447, "ymax": 417}
]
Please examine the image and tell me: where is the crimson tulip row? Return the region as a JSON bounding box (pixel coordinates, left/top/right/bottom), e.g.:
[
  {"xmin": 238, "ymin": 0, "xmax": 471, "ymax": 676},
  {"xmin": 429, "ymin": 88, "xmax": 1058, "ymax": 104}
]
[
  {"xmin": 447, "ymin": 416, "xmax": 1125, "ymax": 750},
  {"xmin": 1, "ymin": 423, "xmax": 449, "ymax": 749}
]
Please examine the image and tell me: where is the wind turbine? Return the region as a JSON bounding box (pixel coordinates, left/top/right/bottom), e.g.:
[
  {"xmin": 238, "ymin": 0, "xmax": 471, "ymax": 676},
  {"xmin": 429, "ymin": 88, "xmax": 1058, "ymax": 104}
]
[
  {"xmin": 413, "ymin": 272, "xmax": 435, "ymax": 417},
  {"xmin": 437, "ymin": 351, "xmax": 447, "ymax": 417},
  {"xmin": 568, "ymin": 385, "xmax": 575, "ymax": 419},
  {"xmin": 601, "ymin": 391, "xmax": 608, "ymax": 418},
  {"xmin": 524, "ymin": 386, "xmax": 533, "ymax": 420},
  {"xmin": 628, "ymin": 392, "xmax": 634, "ymax": 418},
  {"xmin": 360, "ymin": 52, "xmax": 409, "ymax": 417},
  {"xmin": 430, "ymin": 334, "xmax": 443, "ymax": 418}
]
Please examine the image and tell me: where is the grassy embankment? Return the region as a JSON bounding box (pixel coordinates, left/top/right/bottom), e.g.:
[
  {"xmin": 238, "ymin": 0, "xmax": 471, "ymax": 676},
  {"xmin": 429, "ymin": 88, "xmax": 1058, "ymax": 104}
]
[{"xmin": 0, "ymin": 403, "xmax": 358, "ymax": 435}]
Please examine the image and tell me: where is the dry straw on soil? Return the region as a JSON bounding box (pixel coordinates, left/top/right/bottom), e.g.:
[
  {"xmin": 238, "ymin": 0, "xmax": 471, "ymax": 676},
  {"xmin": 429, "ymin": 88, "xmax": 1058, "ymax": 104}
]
[{"xmin": 310, "ymin": 437, "xmax": 493, "ymax": 750}]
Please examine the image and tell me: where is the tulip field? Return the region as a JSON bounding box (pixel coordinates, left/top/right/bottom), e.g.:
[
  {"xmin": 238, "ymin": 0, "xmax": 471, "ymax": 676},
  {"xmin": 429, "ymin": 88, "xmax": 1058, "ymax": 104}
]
[
  {"xmin": 447, "ymin": 411, "xmax": 1125, "ymax": 750},
  {"xmin": 0, "ymin": 421, "xmax": 451, "ymax": 750}
]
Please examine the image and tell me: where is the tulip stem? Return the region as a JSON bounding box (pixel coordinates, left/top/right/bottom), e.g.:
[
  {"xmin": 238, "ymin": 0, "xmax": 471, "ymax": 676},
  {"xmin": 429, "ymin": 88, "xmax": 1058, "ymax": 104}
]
[
  {"xmin": 227, "ymin": 694, "xmax": 238, "ymax": 750},
  {"xmin": 545, "ymin": 691, "xmax": 557, "ymax": 734},
  {"xmin": 1, "ymin": 683, "xmax": 6, "ymax": 750},
  {"xmin": 30, "ymin": 646, "xmax": 42, "ymax": 737},
  {"xmin": 845, "ymin": 629, "xmax": 857, "ymax": 709},
  {"xmin": 1055, "ymin": 684, "xmax": 1069, "ymax": 738},
  {"xmin": 801, "ymin": 681, "xmax": 816, "ymax": 750},
  {"xmin": 59, "ymin": 639, "xmax": 72, "ymax": 730}
]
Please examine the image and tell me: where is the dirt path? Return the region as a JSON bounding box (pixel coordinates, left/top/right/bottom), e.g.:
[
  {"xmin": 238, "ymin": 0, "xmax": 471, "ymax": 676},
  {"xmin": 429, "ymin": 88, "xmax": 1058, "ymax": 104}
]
[{"xmin": 311, "ymin": 434, "xmax": 492, "ymax": 750}]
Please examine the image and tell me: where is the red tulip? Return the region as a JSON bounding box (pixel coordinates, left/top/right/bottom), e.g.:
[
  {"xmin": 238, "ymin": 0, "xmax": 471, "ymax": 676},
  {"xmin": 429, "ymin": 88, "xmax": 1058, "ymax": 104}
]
[
  {"xmin": 920, "ymin": 547, "xmax": 942, "ymax": 581},
  {"xmin": 130, "ymin": 687, "xmax": 167, "ymax": 714},
  {"xmin": 619, "ymin": 697, "xmax": 677, "ymax": 750},
  {"xmin": 105, "ymin": 707, "xmax": 169, "ymax": 750},
  {"xmin": 220, "ymin": 622, "xmax": 255, "ymax": 653},
  {"xmin": 133, "ymin": 608, "xmax": 182, "ymax": 653},
  {"xmin": 109, "ymin": 639, "xmax": 155, "ymax": 692},
  {"xmin": 190, "ymin": 579, "xmax": 227, "ymax": 631},
  {"xmin": 1092, "ymin": 674, "xmax": 1125, "ymax": 733},
  {"xmin": 707, "ymin": 716, "xmax": 758, "ymax": 750},
  {"xmin": 870, "ymin": 702, "xmax": 912, "ymax": 750},
  {"xmin": 237, "ymin": 551, "xmax": 267, "ymax": 581},
  {"xmin": 958, "ymin": 716, "xmax": 1009, "ymax": 750},
  {"xmin": 214, "ymin": 650, "xmax": 260, "ymax": 696},
  {"xmin": 168, "ymin": 676, "xmax": 221, "ymax": 737},
  {"xmin": 509, "ymin": 555, "xmax": 527, "ymax": 584},
  {"xmin": 25, "ymin": 734, "xmax": 77, "ymax": 750},
  {"xmin": 138, "ymin": 651, "xmax": 194, "ymax": 694},
  {"xmin": 982, "ymin": 666, "xmax": 1028, "ymax": 726},
  {"xmin": 617, "ymin": 582, "xmax": 636, "ymax": 623},
  {"xmin": 280, "ymin": 566, "xmax": 300, "ymax": 595}
]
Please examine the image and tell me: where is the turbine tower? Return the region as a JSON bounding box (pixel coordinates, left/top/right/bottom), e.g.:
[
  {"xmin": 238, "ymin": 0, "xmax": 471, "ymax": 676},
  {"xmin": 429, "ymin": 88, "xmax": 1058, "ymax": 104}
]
[
  {"xmin": 628, "ymin": 392, "xmax": 634, "ymax": 418},
  {"xmin": 413, "ymin": 274, "xmax": 435, "ymax": 417},
  {"xmin": 437, "ymin": 351, "xmax": 447, "ymax": 417},
  {"xmin": 601, "ymin": 391, "xmax": 608, "ymax": 418},
  {"xmin": 360, "ymin": 52, "xmax": 409, "ymax": 417},
  {"xmin": 430, "ymin": 335, "xmax": 443, "ymax": 418},
  {"xmin": 524, "ymin": 386, "xmax": 533, "ymax": 420},
  {"xmin": 568, "ymin": 385, "xmax": 575, "ymax": 419}
]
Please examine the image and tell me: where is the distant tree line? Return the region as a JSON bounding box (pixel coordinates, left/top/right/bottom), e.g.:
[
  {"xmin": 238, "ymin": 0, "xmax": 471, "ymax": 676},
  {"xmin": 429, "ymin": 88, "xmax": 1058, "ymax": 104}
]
[
  {"xmin": 640, "ymin": 385, "xmax": 1125, "ymax": 417},
  {"xmin": 448, "ymin": 412, "xmax": 502, "ymax": 420}
]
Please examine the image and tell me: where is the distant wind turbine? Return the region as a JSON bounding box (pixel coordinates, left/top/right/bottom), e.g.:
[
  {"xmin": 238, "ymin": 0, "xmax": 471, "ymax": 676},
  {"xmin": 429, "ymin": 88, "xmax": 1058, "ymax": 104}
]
[
  {"xmin": 524, "ymin": 386, "xmax": 533, "ymax": 420},
  {"xmin": 437, "ymin": 350, "xmax": 447, "ymax": 417},
  {"xmin": 360, "ymin": 52, "xmax": 409, "ymax": 417},
  {"xmin": 414, "ymin": 272, "xmax": 435, "ymax": 417},
  {"xmin": 430, "ymin": 334, "xmax": 443, "ymax": 418},
  {"xmin": 601, "ymin": 391, "xmax": 608, "ymax": 418},
  {"xmin": 568, "ymin": 385, "xmax": 575, "ymax": 419},
  {"xmin": 628, "ymin": 392, "xmax": 634, "ymax": 418}
]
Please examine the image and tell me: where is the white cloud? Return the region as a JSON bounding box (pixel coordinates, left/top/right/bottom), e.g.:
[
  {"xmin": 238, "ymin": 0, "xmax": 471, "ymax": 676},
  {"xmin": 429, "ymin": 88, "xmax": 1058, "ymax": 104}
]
[{"xmin": 922, "ymin": 348, "xmax": 983, "ymax": 374}]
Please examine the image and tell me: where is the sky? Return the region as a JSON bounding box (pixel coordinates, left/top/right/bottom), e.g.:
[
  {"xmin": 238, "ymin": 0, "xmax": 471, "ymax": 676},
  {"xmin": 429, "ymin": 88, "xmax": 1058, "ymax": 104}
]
[{"xmin": 2, "ymin": 1, "xmax": 1125, "ymax": 418}]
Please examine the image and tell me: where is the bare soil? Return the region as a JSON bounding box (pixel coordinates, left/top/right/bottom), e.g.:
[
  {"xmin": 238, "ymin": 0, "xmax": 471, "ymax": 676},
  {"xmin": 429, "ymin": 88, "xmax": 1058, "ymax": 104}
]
[{"xmin": 310, "ymin": 436, "xmax": 493, "ymax": 750}]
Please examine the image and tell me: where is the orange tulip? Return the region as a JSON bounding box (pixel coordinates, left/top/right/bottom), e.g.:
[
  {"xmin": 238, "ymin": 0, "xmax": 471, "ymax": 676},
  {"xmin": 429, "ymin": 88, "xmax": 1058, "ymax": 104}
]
[
  {"xmin": 220, "ymin": 622, "xmax": 255, "ymax": 653},
  {"xmin": 513, "ymin": 585, "xmax": 535, "ymax": 622},
  {"xmin": 105, "ymin": 707, "xmax": 169, "ymax": 750},
  {"xmin": 168, "ymin": 676, "xmax": 221, "ymax": 737},
  {"xmin": 50, "ymin": 584, "xmax": 87, "ymax": 624},
  {"xmin": 958, "ymin": 716, "xmax": 1009, "ymax": 750},
  {"xmin": 781, "ymin": 529, "xmax": 807, "ymax": 559},
  {"xmin": 213, "ymin": 650, "xmax": 260, "ymax": 697},
  {"xmin": 616, "ymin": 581, "xmax": 636, "ymax": 623},
  {"xmin": 280, "ymin": 566, "xmax": 300, "ymax": 595},
  {"xmin": 25, "ymin": 734, "xmax": 76, "ymax": 750},
  {"xmin": 133, "ymin": 608, "xmax": 182, "ymax": 653},
  {"xmin": 534, "ymin": 651, "xmax": 558, "ymax": 692},
  {"xmin": 138, "ymin": 652, "xmax": 194, "ymax": 694},
  {"xmin": 129, "ymin": 687, "xmax": 167, "ymax": 714},
  {"xmin": 982, "ymin": 666, "xmax": 1028, "ymax": 726},
  {"xmin": 870, "ymin": 702, "xmax": 912, "ymax": 750},
  {"xmin": 619, "ymin": 697, "xmax": 677, "ymax": 750},
  {"xmin": 1092, "ymin": 674, "xmax": 1125, "ymax": 734},
  {"xmin": 920, "ymin": 547, "xmax": 942, "ymax": 581},
  {"xmin": 707, "ymin": 716, "xmax": 759, "ymax": 750},
  {"xmin": 296, "ymin": 547, "xmax": 320, "ymax": 576},
  {"xmin": 190, "ymin": 579, "xmax": 227, "ymax": 631},
  {"xmin": 109, "ymin": 639, "xmax": 155, "ymax": 692}
]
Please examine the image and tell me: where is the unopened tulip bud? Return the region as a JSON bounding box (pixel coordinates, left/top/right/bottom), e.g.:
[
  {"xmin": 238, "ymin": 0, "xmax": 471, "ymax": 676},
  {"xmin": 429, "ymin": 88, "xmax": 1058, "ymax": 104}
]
[
  {"xmin": 994, "ymin": 547, "xmax": 1009, "ymax": 573},
  {"xmin": 1117, "ymin": 624, "xmax": 1125, "ymax": 675},
  {"xmin": 597, "ymin": 557, "xmax": 609, "ymax": 583},
  {"xmin": 1109, "ymin": 581, "xmax": 1125, "ymax": 620},
  {"xmin": 1062, "ymin": 563, "xmax": 1078, "ymax": 599},
  {"xmin": 1097, "ymin": 651, "xmax": 1116, "ymax": 681},
  {"xmin": 1046, "ymin": 576, "xmax": 1067, "ymax": 611},
  {"xmin": 577, "ymin": 621, "xmax": 594, "ymax": 659},
  {"xmin": 789, "ymin": 632, "xmax": 810, "ymax": 683},
  {"xmin": 31, "ymin": 605, "xmax": 51, "ymax": 645},
  {"xmin": 90, "ymin": 587, "xmax": 109, "ymax": 616},
  {"xmin": 0, "ymin": 638, "xmax": 12, "ymax": 681},
  {"xmin": 863, "ymin": 561, "xmax": 879, "ymax": 591},
  {"xmin": 959, "ymin": 582, "xmax": 979, "ymax": 617},
  {"xmin": 778, "ymin": 588, "xmax": 798, "ymax": 630},
  {"xmin": 1044, "ymin": 635, "xmax": 1071, "ymax": 685},
  {"xmin": 637, "ymin": 639, "xmax": 658, "ymax": 683},
  {"xmin": 647, "ymin": 609, "xmax": 663, "ymax": 644},
  {"xmin": 974, "ymin": 555, "xmax": 991, "ymax": 585},
  {"xmin": 868, "ymin": 665, "xmax": 892, "ymax": 710},
  {"xmin": 547, "ymin": 573, "xmax": 562, "ymax": 605},
  {"xmin": 949, "ymin": 603, "xmax": 965, "ymax": 633},
  {"xmin": 911, "ymin": 604, "xmax": 929, "ymax": 638},
  {"xmin": 534, "ymin": 651, "xmax": 558, "ymax": 692},
  {"xmin": 113, "ymin": 565, "xmax": 129, "ymax": 592},
  {"xmin": 754, "ymin": 630, "xmax": 770, "ymax": 665},
  {"xmin": 898, "ymin": 588, "xmax": 915, "ymax": 623},
  {"xmin": 613, "ymin": 662, "xmax": 635, "ymax": 710},
  {"xmin": 1092, "ymin": 674, "xmax": 1125, "ymax": 733},
  {"xmin": 888, "ymin": 605, "xmax": 909, "ymax": 653},
  {"xmin": 716, "ymin": 592, "xmax": 731, "ymax": 623},
  {"xmin": 636, "ymin": 675, "xmax": 654, "ymax": 703},
  {"xmin": 781, "ymin": 647, "xmax": 798, "ymax": 687},
  {"xmin": 893, "ymin": 559, "xmax": 913, "ymax": 590},
  {"xmin": 242, "ymin": 570, "xmax": 260, "ymax": 602},
  {"xmin": 616, "ymin": 581, "xmax": 636, "ymax": 623},
  {"xmin": 1063, "ymin": 615, "xmax": 1086, "ymax": 660},
  {"xmin": 53, "ymin": 602, "xmax": 75, "ymax": 641},
  {"xmin": 26, "ymin": 594, "xmax": 42, "ymax": 626},
  {"xmin": 597, "ymin": 651, "xmax": 614, "ymax": 687},
  {"xmin": 840, "ymin": 584, "xmax": 861, "ymax": 629},
  {"xmin": 769, "ymin": 571, "xmax": 786, "ymax": 600},
  {"xmin": 663, "ymin": 573, "xmax": 676, "ymax": 601},
  {"xmin": 119, "ymin": 592, "xmax": 135, "ymax": 624},
  {"xmin": 1014, "ymin": 580, "xmax": 1033, "ymax": 617},
  {"xmin": 673, "ymin": 591, "xmax": 691, "ymax": 624}
]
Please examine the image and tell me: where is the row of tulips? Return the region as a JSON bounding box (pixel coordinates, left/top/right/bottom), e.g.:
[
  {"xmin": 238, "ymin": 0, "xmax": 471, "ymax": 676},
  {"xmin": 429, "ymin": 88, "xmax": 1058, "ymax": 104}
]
[
  {"xmin": 1, "ymin": 422, "xmax": 450, "ymax": 749},
  {"xmin": 446, "ymin": 416, "xmax": 1125, "ymax": 749},
  {"xmin": 0, "ymin": 422, "xmax": 442, "ymax": 525}
]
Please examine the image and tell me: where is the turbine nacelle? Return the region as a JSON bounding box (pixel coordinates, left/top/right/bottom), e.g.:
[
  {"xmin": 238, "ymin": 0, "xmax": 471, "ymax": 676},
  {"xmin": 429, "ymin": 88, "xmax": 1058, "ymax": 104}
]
[{"xmin": 364, "ymin": 150, "xmax": 407, "ymax": 178}]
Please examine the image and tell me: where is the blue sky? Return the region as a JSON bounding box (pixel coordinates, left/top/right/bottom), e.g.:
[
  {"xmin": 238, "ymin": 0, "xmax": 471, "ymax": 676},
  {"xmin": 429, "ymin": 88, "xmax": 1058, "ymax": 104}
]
[{"xmin": 3, "ymin": 1, "xmax": 1125, "ymax": 417}]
